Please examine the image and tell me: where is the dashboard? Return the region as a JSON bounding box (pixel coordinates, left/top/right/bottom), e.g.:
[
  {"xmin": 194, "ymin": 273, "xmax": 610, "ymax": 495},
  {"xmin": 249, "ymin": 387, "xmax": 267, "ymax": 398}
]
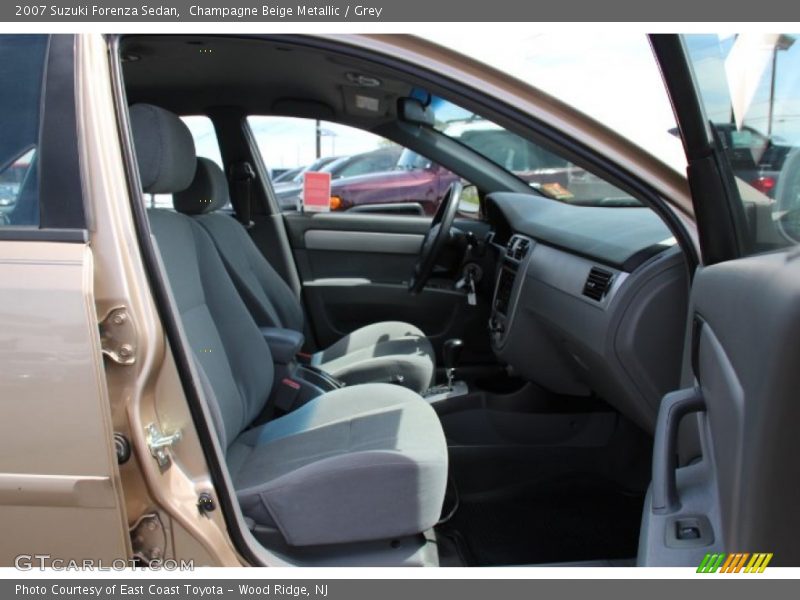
[{"xmin": 484, "ymin": 192, "xmax": 690, "ymax": 432}]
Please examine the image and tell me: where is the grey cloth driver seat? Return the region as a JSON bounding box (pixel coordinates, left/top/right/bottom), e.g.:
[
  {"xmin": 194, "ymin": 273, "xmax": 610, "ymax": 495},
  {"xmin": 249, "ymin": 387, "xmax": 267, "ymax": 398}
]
[
  {"xmin": 129, "ymin": 103, "xmax": 448, "ymax": 547},
  {"xmin": 173, "ymin": 155, "xmax": 435, "ymax": 394}
]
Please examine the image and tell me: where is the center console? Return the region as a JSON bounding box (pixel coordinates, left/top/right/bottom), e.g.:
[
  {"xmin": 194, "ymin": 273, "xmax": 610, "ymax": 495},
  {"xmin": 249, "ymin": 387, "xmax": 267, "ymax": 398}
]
[
  {"xmin": 260, "ymin": 327, "xmax": 343, "ymax": 412},
  {"xmin": 262, "ymin": 327, "xmax": 475, "ymax": 413},
  {"xmin": 489, "ymin": 234, "xmax": 534, "ymax": 348}
]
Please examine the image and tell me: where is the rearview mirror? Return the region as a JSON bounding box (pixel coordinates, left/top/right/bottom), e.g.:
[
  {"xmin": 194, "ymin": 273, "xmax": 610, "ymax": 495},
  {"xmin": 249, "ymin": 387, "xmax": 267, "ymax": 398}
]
[{"xmin": 397, "ymin": 98, "xmax": 435, "ymax": 127}]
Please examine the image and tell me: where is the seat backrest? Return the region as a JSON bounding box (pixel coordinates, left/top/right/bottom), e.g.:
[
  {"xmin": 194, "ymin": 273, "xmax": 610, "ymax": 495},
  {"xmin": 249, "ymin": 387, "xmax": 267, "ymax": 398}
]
[
  {"xmin": 173, "ymin": 157, "xmax": 304, "ymax": 332},
  {"xmin": 129, "ymin": 104, "xmax": 274, "ymax": 448}
]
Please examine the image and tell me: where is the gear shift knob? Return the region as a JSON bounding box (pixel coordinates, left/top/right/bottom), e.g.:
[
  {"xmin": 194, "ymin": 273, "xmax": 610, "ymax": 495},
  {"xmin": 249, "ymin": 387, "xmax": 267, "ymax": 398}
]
[
  {"xmin": 443, "ymin": 338, "xmax": 464, "ymax": 370},
  {"xmin": 443, "ymin": 338, "xmax": 464, "ymax": 389}
]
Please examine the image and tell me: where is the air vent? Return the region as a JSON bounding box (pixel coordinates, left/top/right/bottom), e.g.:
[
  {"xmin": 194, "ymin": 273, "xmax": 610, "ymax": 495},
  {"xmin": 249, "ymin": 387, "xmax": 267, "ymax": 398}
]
[
  {"xmin": 583, "ymin": 267, "xmax": 614, "ymax": 301},
  {"xmin": 506, "ymin": 236, "xmax": 531, "ymax": 261}
]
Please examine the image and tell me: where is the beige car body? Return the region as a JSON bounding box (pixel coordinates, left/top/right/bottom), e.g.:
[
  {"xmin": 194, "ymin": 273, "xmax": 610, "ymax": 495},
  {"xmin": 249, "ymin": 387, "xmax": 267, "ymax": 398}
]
[{"xmin": 0, "ymin": 33, "xmax": 694, "ymax": 567}]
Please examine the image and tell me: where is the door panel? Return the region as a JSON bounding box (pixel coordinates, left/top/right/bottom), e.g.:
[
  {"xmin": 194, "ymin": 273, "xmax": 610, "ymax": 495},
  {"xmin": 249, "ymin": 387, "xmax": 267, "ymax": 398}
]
[
  {"xmin": 304, "ymin": 229, "xmax": 424, "ymax": 254},
  {"xmin": 0, "ymin": 242, "xmax": 129, "ymax": 564},
  {"xmin": 284, "ymin": 211, "xmax": 493, "ymax": 362},
  {"xmin": 297, "ymin": 248, "xmax": 418, "ymax": 282},
  {"xmin": 286, "ymin": 212, "xmax": 429, "ymax": 284},
  {"xmin": 639, "ymin": 251, "xmax": 800, "ymax": 566},
  {"xmin": 642, "ymin": 33, "xmax": 800, "ymax": 567}
]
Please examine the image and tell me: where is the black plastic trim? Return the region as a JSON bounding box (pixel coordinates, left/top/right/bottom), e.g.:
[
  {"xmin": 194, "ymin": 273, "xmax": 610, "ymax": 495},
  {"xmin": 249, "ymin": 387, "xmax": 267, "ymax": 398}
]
[
  {"xmin": 622, "ymin": 243, "xmax": 675, "ymax": 273},
  {"xmin": 38, "ymin": 34, "xmax": 86, "ymax": 230},
  {"xmin": 107, "ymin": 35, "xmax": 262, "ymax": 567},
  {"xmin": 0, "ymin": 227, "xmax": 87, "ymax": 242},
  {"xmin": 649, "ymin": 34, "xmax": 747, "ymax": 265}
]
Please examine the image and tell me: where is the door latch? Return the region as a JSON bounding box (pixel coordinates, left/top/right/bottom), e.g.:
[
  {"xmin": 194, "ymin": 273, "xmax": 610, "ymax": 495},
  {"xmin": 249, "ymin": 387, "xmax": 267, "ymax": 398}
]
[{"xmin": 145, "ymin": 423, "xmax": 182, "ymax": 468}]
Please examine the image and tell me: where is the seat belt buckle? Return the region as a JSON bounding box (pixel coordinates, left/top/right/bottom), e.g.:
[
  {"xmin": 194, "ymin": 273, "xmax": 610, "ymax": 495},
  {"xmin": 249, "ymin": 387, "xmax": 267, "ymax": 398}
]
[
  {"xmin": 274, "ymin": 377, "xmax": 302, "ymax": 412},
  {"xmin": 296, "ymin": 352, "xmax": 312, "ymax": 365}
]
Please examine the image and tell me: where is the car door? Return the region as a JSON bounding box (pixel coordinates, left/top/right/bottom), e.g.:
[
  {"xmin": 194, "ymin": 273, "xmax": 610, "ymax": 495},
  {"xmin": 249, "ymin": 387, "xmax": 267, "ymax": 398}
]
[
  {"xmin": 243, "ymin": 115, "xmax": 495, "ymax": 363},
  {"xmin": 283, "ymin": 209, "xmax": 493, "ymax": 363},
  {"xmin": 0, "ymin": 34, "xmax": 129, "ymax": 566},
  {"xmin": 639, "ymin": 33, "xmax": 800, "ymax": 567}
]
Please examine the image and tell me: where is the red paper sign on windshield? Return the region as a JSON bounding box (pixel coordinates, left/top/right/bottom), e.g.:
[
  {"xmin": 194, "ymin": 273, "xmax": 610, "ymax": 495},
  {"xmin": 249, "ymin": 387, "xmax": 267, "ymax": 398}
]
[{"xmin": 302, "ymin": 171, "xmax": 332, "ymax": 213}]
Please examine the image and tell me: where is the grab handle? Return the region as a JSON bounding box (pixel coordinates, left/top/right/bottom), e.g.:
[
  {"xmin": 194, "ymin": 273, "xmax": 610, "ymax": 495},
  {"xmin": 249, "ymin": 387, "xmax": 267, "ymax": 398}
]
[{"xmin": 652, "ymin": 387, "xmax": 706, "ymax": 513}]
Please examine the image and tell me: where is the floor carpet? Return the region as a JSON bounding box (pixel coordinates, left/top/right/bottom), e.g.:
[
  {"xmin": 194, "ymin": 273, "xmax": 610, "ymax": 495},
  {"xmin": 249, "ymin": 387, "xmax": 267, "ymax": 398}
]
[{"xmin": 438, "ymin": 479, "xmax": 644, "ymax": 566}]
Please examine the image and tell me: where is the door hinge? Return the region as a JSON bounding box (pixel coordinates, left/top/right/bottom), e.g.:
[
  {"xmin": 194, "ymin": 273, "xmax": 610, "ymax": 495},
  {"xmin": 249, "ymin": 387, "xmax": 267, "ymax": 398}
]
[
  {"xmin": 145, "ymin": 422, "xmax": 182, "ymax": 468},
  {"xmin": 130, "ymin": 513, "xmax": 168, "ymax": 564},
  {"xmin": 98, "ymin": 306, "xmax": 136, "ymax": 365}
]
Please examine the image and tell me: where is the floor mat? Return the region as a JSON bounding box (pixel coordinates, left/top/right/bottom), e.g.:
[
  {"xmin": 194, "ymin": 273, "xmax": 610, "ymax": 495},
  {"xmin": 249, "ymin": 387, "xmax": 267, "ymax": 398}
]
[{"xmin": 438, "ymin": 480, "xmax": 644, "ymax": 566}]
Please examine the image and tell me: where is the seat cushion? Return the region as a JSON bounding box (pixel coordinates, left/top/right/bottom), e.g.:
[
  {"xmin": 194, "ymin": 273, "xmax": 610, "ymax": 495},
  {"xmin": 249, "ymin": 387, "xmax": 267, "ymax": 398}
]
[
  {"xmin": 229, "ymin": 383, "xmax": 448, "ymax": 546},
  {"xmin": 317, "ymin": 322, "xmax": 435, "ymax": 393}
]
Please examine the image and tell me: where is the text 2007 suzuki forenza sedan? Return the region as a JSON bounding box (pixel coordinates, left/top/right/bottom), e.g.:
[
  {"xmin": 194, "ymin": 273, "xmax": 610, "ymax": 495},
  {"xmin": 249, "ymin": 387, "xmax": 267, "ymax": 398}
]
[{"xmin": 1, "ymin": 33, "xmax": 798, "ymax": 567}]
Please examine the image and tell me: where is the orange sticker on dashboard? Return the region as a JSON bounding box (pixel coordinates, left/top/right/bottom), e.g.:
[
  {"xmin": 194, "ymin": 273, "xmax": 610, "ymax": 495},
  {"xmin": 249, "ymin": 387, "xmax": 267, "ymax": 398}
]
[{"xmin": 541, "ymin": 182, "xmax": 574, "ymax": 200}]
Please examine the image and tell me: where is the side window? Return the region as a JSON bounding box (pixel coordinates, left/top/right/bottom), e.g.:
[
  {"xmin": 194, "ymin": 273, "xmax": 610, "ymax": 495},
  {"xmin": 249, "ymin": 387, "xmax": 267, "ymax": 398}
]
[
  {"xmin": 183, "ymin": 115, "xmax": 223, "ymax": 167},
  {"xmin": 685, "ymin": 33, "xmax": 800, "ymax": 251},
  {"xmin": 148, "ymin": 115, "xmax": 223, "ymax": 209},
  {"xmin": 247, "ymin": 116, "xmax": 472, "ymax": 217},
  {"xmin": 0, "ymin": 35, "xmax": 48, "ymax": 226}
]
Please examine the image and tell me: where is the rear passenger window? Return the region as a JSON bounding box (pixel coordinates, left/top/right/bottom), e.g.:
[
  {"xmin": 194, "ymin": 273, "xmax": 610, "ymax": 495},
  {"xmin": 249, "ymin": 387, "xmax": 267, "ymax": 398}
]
[
  {"xmin": 183, "ymin": 115, "xmax": 223, "ymax": 168},
  {"xmin": 0, "ymin": 35, "xmax": 48, "ymax": 226},
  {"xmin": 148, "ymin": 115, "xmax": 223, "ymax": 209}
]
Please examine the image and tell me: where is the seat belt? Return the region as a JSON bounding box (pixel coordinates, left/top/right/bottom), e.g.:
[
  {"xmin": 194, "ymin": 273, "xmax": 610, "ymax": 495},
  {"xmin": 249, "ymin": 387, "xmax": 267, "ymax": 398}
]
[{"xmin": 229, "ymin": 161, "xmax": 256, "ymax": 228}]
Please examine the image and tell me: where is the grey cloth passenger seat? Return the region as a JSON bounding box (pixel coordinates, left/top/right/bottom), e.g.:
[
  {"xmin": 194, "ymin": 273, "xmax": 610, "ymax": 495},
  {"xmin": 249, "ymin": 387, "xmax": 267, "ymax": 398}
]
[
  {"xmin": 172, "ymin": 156, "xmax": 435, "ymax": 393},
  {"xmin": 129, "ymin": 103, "xmax": 448, "ymax": 547}
]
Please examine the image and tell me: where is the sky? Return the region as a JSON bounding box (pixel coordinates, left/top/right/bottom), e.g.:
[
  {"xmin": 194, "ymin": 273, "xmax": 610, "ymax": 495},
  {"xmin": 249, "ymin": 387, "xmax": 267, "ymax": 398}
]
[
  {"xmin": 247, "ymin": 117, "xmax": 384, "ymax": 169},
  {"xmin": 182, "ymin": 116, "xmax": 386, "ymax": 173},
  {"xmin": 686, "ymin": 33, "xmax": 800, "ymax": 144}
]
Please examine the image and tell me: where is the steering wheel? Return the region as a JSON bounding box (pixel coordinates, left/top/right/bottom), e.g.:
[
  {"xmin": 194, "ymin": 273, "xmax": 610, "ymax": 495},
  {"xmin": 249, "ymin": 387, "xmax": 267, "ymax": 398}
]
[{"xmin": 409, "ymin": 181, "xmax": 463, "ymax": 294}]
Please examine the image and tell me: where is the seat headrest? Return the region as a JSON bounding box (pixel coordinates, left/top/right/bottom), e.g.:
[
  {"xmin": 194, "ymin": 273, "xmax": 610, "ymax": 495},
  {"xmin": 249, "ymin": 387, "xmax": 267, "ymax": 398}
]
[
  {"xmin": 128, "ymin": 103, "xmax": 196, "ymax": 194},
  {"xmin": 173, "ymin": 158, "xmax": 230, "ymax": 215}
]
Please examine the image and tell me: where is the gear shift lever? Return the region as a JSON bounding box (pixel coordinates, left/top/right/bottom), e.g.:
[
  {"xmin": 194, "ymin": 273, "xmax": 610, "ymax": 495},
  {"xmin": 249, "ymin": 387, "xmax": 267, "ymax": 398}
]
[{"xmin": 443, "ymin": 338, "xmax": 464, "ymax": 390}]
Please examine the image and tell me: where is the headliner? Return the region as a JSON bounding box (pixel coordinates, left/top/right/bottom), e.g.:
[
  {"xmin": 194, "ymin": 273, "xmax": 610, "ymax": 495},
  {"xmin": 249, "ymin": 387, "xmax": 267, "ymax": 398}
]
[{"xmin": 122, "ymin": 35, "xmax": 416, "ymax": 129}]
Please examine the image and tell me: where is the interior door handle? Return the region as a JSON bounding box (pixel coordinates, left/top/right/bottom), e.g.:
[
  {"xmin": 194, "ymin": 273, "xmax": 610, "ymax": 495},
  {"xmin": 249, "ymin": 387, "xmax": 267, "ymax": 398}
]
[{"xmin": 652, "ymin": 387, "xmax": 706, "ymax": 514}]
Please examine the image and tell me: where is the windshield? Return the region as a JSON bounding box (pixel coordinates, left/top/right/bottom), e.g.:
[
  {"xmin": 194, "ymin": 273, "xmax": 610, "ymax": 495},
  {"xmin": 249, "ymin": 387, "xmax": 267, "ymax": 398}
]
[
  {"xmin": 422, "ymin": 33, "xmax": 685, "ymax": 173},
  {"xmin": 418, "ymin": 92, "xmax": 641, "ymax": 207}
]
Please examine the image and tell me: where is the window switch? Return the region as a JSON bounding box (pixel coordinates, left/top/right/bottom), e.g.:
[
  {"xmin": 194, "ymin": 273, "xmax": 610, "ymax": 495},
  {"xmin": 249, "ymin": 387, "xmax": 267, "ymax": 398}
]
[
  {"xmin": 667, "ymin": 516, "xmax": 713, "ymax": 548},
  {"xmin": 677, "ymin": 525, "xmax": 701, "ymax": 540}
]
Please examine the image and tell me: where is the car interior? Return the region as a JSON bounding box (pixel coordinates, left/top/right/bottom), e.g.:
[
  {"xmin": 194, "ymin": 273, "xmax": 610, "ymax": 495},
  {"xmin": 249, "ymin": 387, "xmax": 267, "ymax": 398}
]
[{"xmin": 119, "ymin": 34, "xmax": 701, "ymax": 567}]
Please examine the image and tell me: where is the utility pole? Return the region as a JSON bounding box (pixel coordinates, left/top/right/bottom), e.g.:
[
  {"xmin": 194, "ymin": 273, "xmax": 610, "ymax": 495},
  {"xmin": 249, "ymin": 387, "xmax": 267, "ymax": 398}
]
[
  {"xmin": 767, "ymin": 35, "xmax": 795, "ymax": 139},
  {"xmin": 315, "ymin": 119, "xmax": 321, "ymax": 159}
]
